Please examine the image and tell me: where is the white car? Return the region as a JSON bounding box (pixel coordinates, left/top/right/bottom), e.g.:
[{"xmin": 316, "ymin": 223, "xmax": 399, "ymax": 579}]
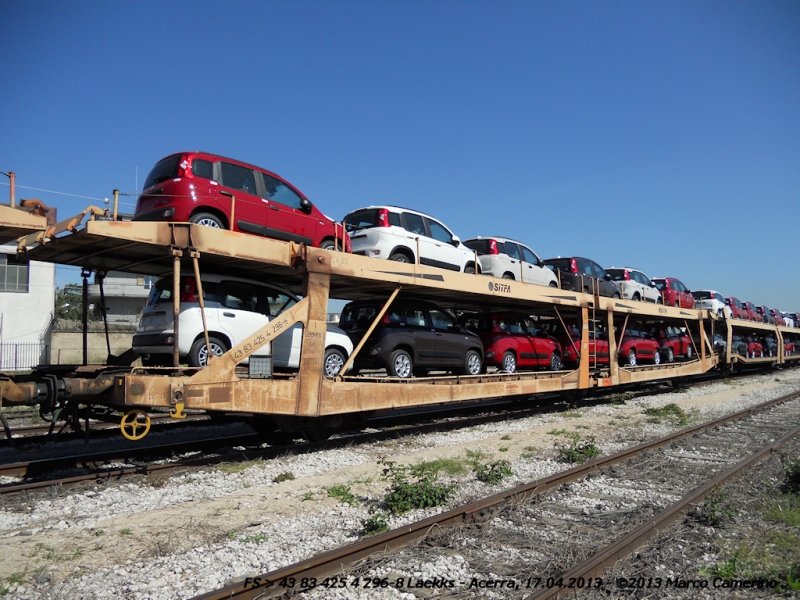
[
  {"xmin": 132, "ymin": 274, "xmax": 353, "ymax": 376},
  {"xmin": 342, "ymin": 206, "xmax": 479, "ymax": 273},
  {"xmin": 780, "ymin": 312, "xmax": 795, "ymax": 328},
  {"xmin": 462, "ymin": 237, "xmax": 557, "ymax": 287},
  {"xmin": 605, "ymin": 268, "xmax": 662, "ymax": 303},
  {"xmin": 691, "ymin": 290, "xmax": 733, "ymax": 318}
]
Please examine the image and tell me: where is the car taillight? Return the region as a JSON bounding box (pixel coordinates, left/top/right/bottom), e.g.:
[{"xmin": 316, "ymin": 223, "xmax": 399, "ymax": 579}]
[
  {"xmin": 570, "ymin": 258, "xmax": 578, "ymax": 273},
  {"xmin": 623, "ymin": 269, "xmax": 630, "ymax": 280},
  {"xmin": 377, "ymin": 208, "xmax": 391, "ymax": 227},
  {"xmin": 488, "ymin": 239, "xmax": 499, "ymax": 255},
  {"xmin": 177, "ymin": 155, "xmax": 194, "ymax": 179},
  {"xmin": 181, "ymin": 277, "xmax": 198, "ymax": 303}
]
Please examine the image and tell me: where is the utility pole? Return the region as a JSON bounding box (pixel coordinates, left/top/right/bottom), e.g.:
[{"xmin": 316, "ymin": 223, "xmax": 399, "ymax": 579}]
[{"xmin": 1, "ymin": 171, "xmax": 15, "ymax": 207}]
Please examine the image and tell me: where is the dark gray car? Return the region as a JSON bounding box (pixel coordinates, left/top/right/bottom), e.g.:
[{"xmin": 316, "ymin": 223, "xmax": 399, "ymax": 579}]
[
  {"xmin": 339, "ymin": 298, "xmax": 484, "ymax": 378},
  {"xmin": 543, "ymin": 257, "xmax": 621, "ymax": 298}
]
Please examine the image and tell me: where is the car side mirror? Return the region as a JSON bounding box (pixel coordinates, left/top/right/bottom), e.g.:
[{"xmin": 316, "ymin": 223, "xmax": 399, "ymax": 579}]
[
  {"xmin": 604, "ymin": 274, "xmax": 611, "ymax": 281},
  {"xmin": 451, "ymin": 235, "xmax": 460, "ymax": 247},
  {"xmin": 299, "ymin": 197, "xmax": 313, "ymax": 214}
]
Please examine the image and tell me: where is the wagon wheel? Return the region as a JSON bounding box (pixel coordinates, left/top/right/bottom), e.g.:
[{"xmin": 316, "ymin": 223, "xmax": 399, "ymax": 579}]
[{"xmin": 120, "ymin": 410, "xmax": 151, "ymax": 441}]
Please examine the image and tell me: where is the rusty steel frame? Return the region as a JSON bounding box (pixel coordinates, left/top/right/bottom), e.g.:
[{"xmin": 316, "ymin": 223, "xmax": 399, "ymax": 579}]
[
  {"xmin": 0, "ymin": 204, "xmax": 48, "ymax": 244},
  {"xmin": 191, "ymin": 390, "xmax": 800, "ymax": 600}
]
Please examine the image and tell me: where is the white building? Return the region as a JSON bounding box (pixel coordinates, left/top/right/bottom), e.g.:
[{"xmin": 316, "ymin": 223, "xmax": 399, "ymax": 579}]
[
  {"xmin": 88, "ymin": 271, "xmax": 156, "ymax": 325},
  {"xmin": 0, "ymin": 245, "xmax": 55, "ymax": 370}
]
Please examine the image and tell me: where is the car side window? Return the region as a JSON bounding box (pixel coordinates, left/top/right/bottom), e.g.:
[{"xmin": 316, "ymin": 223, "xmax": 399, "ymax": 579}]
[
  {"xmin": 425, "ymin": 219, "xmax": 453, "ymax": 244},
  {"xmin": 261, "ymin": 173, "xmax": 304, "ymax": 209},
  {"xmin": 428, "ymin": 308, "xmax": 454, "ymax": 331},
  {"xmin": 505, "ymin": 243, "xmax": 521, "ymax": 260},
  {"xmin": 192, "ymin": 159, "xmax": 214, "ymax": 180},
  {"xmin": 520, "ymin": 246, "xmax": 539, "ymax": 264},
  {"xmin": 640, "ymin": 272, "xmax": 652, "ymax": 286},
  {"xmin": 220, "ymin": 162, "xmax": 258, "ymax": 196},
  {"xmin": 404, "ymin": 308, "xmax": 428, "ymax": 328},
  {"xmin": 576, "ymin": 259, "xmax": 592, "ymax": 276},
  {"xmin": 507, "ymin": 317, "xmax": 525, "ymax": 335},
  {"xmin": 388, "ymin": 212, "xmax": 401, "ymax": 226},
  {"xmin": 594, "ymin": 263, "xmax": 607, "ymax": 279},
  {"xmin": 401, "ymin": 213, "xmax": 427, "ymax": 236}
]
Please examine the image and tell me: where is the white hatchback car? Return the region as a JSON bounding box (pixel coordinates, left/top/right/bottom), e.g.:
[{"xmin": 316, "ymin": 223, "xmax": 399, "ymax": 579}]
[
  {"xmin": 462, "ymin": 237, "xmax": 557, "ymax": 287},
  {"xmin": 342, "ymin": 206, "xmax": 479, "ymax": 273},
  {"xmin": 605, "ymin": 267, "xmax": 662, "ymax": 303},
  {"xmin": 132, "ymin": 274, "xmax": 353, "ymax": 376},
  {"xmin": 692, "ymin": 290, "xmax": 733, "ymax": 318}
]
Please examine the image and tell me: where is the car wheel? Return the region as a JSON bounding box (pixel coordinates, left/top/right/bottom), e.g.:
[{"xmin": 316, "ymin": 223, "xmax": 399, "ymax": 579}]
[
  {"xmin": 189, "ymin": 212, "xmax": 225, "ymax": 228},
  {"xmin": 613, "ymin": 293, "xmax": 621, "ymax": 299},
  {"xmin": 549, "ymin": 281, "xmax": 558, "ymax": 288},
  {"xmin": 666, "ymin": 347, "xmax": 675, "ymax": 362},
  {"xmin": 656, "ymin": 297, "xmax": 663, "ymax": 305},
  {"xmin": 501, "ymin": 351, "xmax": 516, "ymax": 373},
  {"xmin": 674, "ymin": 301, "xmax": 680, "ymax": 308},
  {"xmin": 686, "ymin": 345, "xmax": 693, "ymax": 359},
  {"xmin": 550, "ymin": 352, "xmax": 562, "ymax": 371},
  {"xmin": 502, "ymin": 273, "xmax": 514, "ymax": 280},
  {"xmin": 653, "ymin": 349, "xmax": 661, "ymax": 365},
  {"xmin": 462, "ymin": 350, "xmax": 482, "ymax": 375},
  {"xmin": 464, "ymin": 263, "xmax": 478, "ymax": 274},
  {"xmin": 320, "ymin": 239, "xmax": 341, "ymax": 251},
  {"xmin": 583, "ymin": 287, "xmax": 590, "ymax": 294},
  {"xmin": 626, "ymin": 349, "xmax": 637, "ymax": 367},
  {"xmin": 188, "ymin": 336, "xmax": 228, "ymax": 368},
  {"xmin": 323, "ymin": 347, "xmax": 346, "ymax": 377},
  {"xmin": 387, "ymin": 349, "xmax": 413, "ymax": 378},
  {"xmin": 632, "ymin": 293, "xmax": 640, "ymax": 301},
  {"xmin": 389, "ymin": 252, "xmax": 411, "ymax": 263}
]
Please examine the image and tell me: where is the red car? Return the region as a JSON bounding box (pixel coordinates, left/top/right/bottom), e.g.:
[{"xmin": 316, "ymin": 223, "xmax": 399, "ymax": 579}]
[
  {"xmin": 785, "ymin": 339, "xmax": 795, "ymax": 356},
  {"xmin": 725, "ymin": 297, "xmax": 748, "ymax": 320},
  {"xmin": 653, "ymin": 326, "xmax": 693, "ymax": 362},
  {"xmin": 545, "ymin": 322, "xmax": 609, "ymax": 367},
  {"xmin": 459, "ymin": 313, "xmax": 563, "ymax": 372},
  {"xmin": 744, "ymin": 335, "xmax": 764, "ymax": 358},
  {"xmin": 134, "ymin": 151, "xmax": 350, "ymax": 251},
  {"xmin": 743, "ymin": 302, "xmax": 761, "ymax": 322},
  {"xmin": 617, "ymin": 326, "xmax": 662, "ymax": 366},
  {"xmin": 652, "ymin": 278, "xmax": 694, "ymax": 308}
]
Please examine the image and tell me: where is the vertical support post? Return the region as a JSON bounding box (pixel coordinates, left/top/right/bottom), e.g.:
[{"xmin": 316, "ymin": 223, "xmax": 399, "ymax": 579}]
[
  {"xmin": 725, "ymin": 320, "xmax": 733, "ymax": 366},
  {"xmin": 416, "ymin": 238, "xmax": 420, "ymax": 265},
  {"xmin": 172, "ymin": 248, "xmax": 183, "ymax": 368},
  {"xmin": 112, "ymin": 189, "xmax": 119, "ymax": 221},
  {"xmin": 578, "ymin": 306, "xmax": 590, "ymax": 389},
  {"xmin": 81, "ymin": 269, "xmax": 91, "ymax": 365},
  {"xmin": 607, "ymin": 306, "xmax": 619, "ymax": 383},
  {"xmin": 230, "ymin": 195, "xmax": 236, "ymax": 230},
  {"xmin": 295, "ymin": 269, "xmax": 331, "ymax": 416},
  {"xmin": 474, "ymin": 250, "xmax": 480, "ymax": 276},
  {"xmin": 97, "ymin": 272, "xmax": 111, "ymax": 358},
  {"xmin": 9, "ymin": 172, "xmax": 15, "ymax": 208},
  {"xmin": 699, "ymin": 315, "xmax": 707, "ymax": 372},
  {"xmin": 190, "ymin": 250, "xmax": 212, "ymax": 365}
]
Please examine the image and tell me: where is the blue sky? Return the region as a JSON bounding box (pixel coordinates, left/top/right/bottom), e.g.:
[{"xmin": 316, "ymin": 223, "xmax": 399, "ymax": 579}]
[{"xmin": 1, "ymin": 1, "xmax": 799, "ymax": 310}]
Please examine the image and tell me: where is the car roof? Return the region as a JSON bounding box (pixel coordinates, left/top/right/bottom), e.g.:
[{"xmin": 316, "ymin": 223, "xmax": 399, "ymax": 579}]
[
  {"xmin": 607, "ymin": 266, "xmax": 648, "ymax": 275},
  {"xmin": 344, "ymin": 205, "xmax": 438, "ymax": 219},
  {"xmin": 158, "ymin": 272, "xmax": 297, "ymax": 300},
  {"xmin": 464, "ymin": 236, "xmax": 529, "ymax": 247}
]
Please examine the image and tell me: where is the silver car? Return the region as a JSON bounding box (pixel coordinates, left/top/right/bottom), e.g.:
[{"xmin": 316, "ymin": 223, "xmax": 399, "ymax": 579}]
[
  {"xmin": 606, "ymin": 267, "xmax": 661, "ymax": 303},
  {"xmin": 463, "ymin": 237, "xmax": 557, "ymax": 287}
]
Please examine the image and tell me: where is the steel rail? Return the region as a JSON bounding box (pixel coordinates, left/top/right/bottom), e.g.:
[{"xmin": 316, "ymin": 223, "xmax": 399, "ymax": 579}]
[
  {"xmin": 524, "ymin": 421, "xmax": 800, "ymax": 599},
  {"xmin": 191, "ymin": 389, "xmax": 800, "ymax": 600}
]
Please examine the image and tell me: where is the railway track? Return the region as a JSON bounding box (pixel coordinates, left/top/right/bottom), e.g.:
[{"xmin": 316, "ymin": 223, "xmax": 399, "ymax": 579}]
[{"xmin": 189, "ymin": 389, "xmax": 800, "ymax": 600}]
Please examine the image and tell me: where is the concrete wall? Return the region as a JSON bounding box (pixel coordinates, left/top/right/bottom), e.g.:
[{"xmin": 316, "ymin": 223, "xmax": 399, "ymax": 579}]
[
  {"xmin": 0, "ymin": 247, "xmax": 55, "ymax": 345},
  {"xmin": 50, "ymin": 331, "xmax": 136, "ymax": 365}
]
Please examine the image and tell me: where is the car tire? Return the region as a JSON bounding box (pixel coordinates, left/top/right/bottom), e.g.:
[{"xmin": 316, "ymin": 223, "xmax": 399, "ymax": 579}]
[
  {"xmin": 462, "ymin": 350, "xmax": 482, "ymax": 375},
  {"xmin": 626, "ymin": 349, "xmax": 637, "ymax": 366},
  {"xmin": 666, "ymin": 347, "xmax": 675, "ymax": 363},
  {"xmin": 323, "ymin": 347, "xmax": 346, "ymax": 377},
  {"xmin": 320, "ymin": 239, "xmax": 341, "ymax": 251},
  {"xmin": 656, "ymin": 297, "xmax": 663, "ymax": 305},
  {"xmin": 501, "ymin": 351, "xmax": 516, "ymax": 373},
  {"xmin": 674, "ymin": 301, "xmax": 680, "ymax": 308},
  {"xmin": 549, "ymin": 281, "xmax": 558, "ymax": 288},
  {"xmin": 188, "ymin": 336, "xmax": 228, "ymax": 368},
  {"xmin": 502, "ymin": 273, "xmax": 514, "ymax": 280},
  {"xmin": 387, "ymin": 349, "xmax": 413, "ymax": 378},
  {"xmin": 189, "ymin": 212, "xmax": 225, "ymax": 229},
  {"xmin": 464, "ymin": 263, "xmax": 478, "ymax": 275},
  {"xmin": 613, "ymin": 293, "xmax": 621, "ymax": 299},
  {"xmin": 653, "ymin": 349, "xmax": 661, "ymax": 365},
  {"xmin": 550, "ymin": 352, "xmax": 562, "ymax": 371},
  {"xmin": 389, "ymin": 252, "xmax": 411, "ymax": 263},
  {"xmin": 686, "ymin": 345, "xmax": 693, "ymax": 359},
  {"xmin": 632, "ymin": 293, "xmax": 640, "ymax": 301}
]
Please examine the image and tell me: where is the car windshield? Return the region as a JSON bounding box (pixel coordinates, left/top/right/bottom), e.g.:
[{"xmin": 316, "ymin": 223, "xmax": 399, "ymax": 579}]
[
  {"xmin": 653, "ymin": 280, "xmax": 666, "ymax": 291},
  {"xmin": 692, "ymin": 291, "xmax": 713, "ymax": 300},
  {"xmin": 343, "ymin": 210, "xmax": 379, "ymax": 233},
  {"xmin": 606, "ymin": 269, "xmax": 626, "ymax": 282},
  {"xmin": 143, "ymin": 155, "xmax": 181, "ymax": 190}
]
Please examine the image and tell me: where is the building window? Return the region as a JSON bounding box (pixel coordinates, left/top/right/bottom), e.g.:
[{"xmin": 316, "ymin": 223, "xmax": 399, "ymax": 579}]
[
  {"xmin": 143, "ymin": 276, "xmax": 156, "ymax": 290},
  {"xmin": 0, "ymin": 254, "xmax": 30, "ymax": 293}
]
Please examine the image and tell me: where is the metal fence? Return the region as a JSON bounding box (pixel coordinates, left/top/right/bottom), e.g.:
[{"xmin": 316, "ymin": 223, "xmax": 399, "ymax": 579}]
[{"xmin": 0, "ymin": 343, "xmax": 48, "ymax": 371}]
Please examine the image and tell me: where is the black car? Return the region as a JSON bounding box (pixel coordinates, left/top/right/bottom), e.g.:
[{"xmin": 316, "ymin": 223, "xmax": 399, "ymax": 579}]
[
  {"xmin": 339, "ymin": 298, "xmax": 484, "ymax": 378},
  {"xmin": 761, "ymin": 335, "xmax": 778, "ymax": 357},
  {"xmin": 757, "ymin": 306, "xmax": 776, "ymax": 325},
  {"xmin": 543, "ymin": 257, "xmax": 621, "ymax": 298}
]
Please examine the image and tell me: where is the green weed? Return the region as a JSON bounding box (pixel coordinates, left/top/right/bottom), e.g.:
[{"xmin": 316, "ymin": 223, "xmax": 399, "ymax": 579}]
[
  {"xmin": 475, "ymin": 460, "xmax": 513, "ymax": 485},
  {"xmin": 556, "ymin": 439, "xmax": 600, "ymax": 464},
  {"xmin": 547, "ymin": 428, "xmax": 581, "ymax": 441},
  {"xmin": 238, "ymin": 533, "xmax": 268, "ymax": 544},
  {"xmin": 500, "ymin": 434, "xmax": 512, "ymax": 440},
  {"xmin": 327, "ymin": 484, "xmax": 358, "ymax": 506},
  {"xmin": 697, "ymin": 493, "xmax": 736, "ymax": 527},
  {"xmin": 379, "ymin": 460, "xmax": 455, "ymax": 515},
  {"xmin": 272, "ymin": 472, "xmax": 295, "ymax": 483},
  {"xmin": 644, "ymin": 403, "xmax": 689, "ymax": 426},
  {"xmin": 361, "ymin": 512, "xmax": 389, "ymax": 536},
  {"xmin": 782, "ymin": 458, "xmax": 800, "ymax": 494}
]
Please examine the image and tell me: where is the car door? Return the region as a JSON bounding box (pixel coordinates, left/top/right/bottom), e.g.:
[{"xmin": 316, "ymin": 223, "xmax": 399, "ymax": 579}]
[
  {"xmin": 501, "ymin": 242, "xmax": 523, "ymax": 280},
  {"xmin": 520, "ymin": 245, "xmax": 549, "ymax": 286},
  {"xmin": 425, "ymin": 217, "xmax": 462, "ymax": 271},
  {"xmin": 575, "ymin": 259, "xmax": 597, "ymax": 293},
  {"xmin": 219, "ymin": 161, "xmax": 265, "ymax": 235},
  {"xmin": 260, "ymin": 172, "xmax": 317, "ymax": 245},
  {"xmin": 593, "ymin": 262, "xmax": 615, "ymax": 297},
  {"xmin": 523, "ymin": 319, "xmax": 552, "ymax": 366},
  {"xmin": 216, "ymin": 280, "xmax": 271, "ymax": 360},
  {"xmin": 428, "ymin": 307, "xmax": 464, "ymax": 365},
  {"xmin": 400, "ymin": 213, "xmax": 438, "ymax": 266},
  {"xmin": 403, "ymin": 306, "xmax": 437, "ymax": 365}
]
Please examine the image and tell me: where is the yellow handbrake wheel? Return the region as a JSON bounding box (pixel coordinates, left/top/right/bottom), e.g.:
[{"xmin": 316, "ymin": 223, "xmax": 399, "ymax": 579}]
[{"xmin": 120, "ymin": 410, "xmax": 151, "ymax": 440}]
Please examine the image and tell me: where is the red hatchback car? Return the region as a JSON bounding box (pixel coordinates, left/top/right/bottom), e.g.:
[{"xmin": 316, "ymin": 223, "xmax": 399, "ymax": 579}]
[
  {"xmin": 459, "ymin": 313, "xmax": 563, "ymax": 372},
  {"xmin": 743, "ymin": 302, "xmax": 761, "ymax": 322},
  {"xmin": 653, "ymin": 325, "xmax": 693, "ymax": 362},
  {"xmin": 134, "ymin": 152, "xmax": 349, "ymax": 251},
  {"xmin": 544, "ymin": 322, "xmax": 609, "ymax": 367},
  {"xmin": 652, "ymin": 278, "xmax": 694, "ymax": 308},
  {"xmin": 617, "ymin": 326, "xmax": 662, "ymax": 366},
  {"xmin": 725, "ymin": 297, "xmax": 748, "ymax": 320}
]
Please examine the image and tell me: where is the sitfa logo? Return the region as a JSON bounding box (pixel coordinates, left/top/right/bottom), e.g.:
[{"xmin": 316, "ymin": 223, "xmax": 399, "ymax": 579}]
[{"xmin": 489, "ymin": 282, "xmax": 511, "ymax": 294}]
